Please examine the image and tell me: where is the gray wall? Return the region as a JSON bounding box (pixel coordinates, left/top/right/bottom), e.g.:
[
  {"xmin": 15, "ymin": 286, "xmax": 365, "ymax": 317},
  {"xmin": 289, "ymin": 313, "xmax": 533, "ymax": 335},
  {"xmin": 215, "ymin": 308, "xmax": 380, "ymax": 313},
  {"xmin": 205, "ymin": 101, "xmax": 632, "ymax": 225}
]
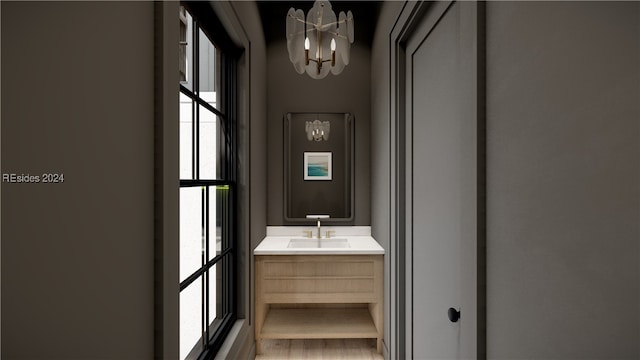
[
  {"xmin": 1, "ymin": 2, "xmax": 155, "ymax": 358},
  {"xmin": 371, "ymin": 1, "xmax": 639, "ymax": 358},
  {"xmin": 1, "ymin": 1, "xmax": 268, "ymax": 359},
  {"xmin": 486, "ymin": 2, "xmax": 639, "ymax": 358},
  {"xmin": 266, "ymin": 40, "xmax": 371, "ymax": 226},
  {"xmin": 371, "ymin": 2, "xmax": 404, "ymax": 357}
]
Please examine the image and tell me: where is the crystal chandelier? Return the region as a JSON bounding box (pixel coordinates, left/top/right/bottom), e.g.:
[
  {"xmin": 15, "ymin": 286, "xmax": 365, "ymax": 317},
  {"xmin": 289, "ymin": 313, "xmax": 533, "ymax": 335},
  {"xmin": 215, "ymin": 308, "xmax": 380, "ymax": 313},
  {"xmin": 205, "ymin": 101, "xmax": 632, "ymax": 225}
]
[{"xmin": 286, "ymin": 0, "xmax": 354, "ymax": 79}]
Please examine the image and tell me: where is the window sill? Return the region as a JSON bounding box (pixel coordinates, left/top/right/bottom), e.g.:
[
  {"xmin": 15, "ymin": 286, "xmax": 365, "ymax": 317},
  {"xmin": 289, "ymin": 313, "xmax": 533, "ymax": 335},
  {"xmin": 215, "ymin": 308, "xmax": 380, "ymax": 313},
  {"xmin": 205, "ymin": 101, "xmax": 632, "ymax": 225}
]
[{"xmin": 214, "ymin": 319, "xmax": 251, "ymax": 360}]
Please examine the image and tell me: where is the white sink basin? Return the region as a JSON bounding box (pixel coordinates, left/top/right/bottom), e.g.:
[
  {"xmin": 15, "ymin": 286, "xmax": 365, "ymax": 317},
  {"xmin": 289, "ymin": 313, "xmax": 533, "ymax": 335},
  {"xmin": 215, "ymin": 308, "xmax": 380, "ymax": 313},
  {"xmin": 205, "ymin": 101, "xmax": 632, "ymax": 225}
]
[{"xmin": 287, "ymin": 238, "xmax": 350, "ymax": 249}]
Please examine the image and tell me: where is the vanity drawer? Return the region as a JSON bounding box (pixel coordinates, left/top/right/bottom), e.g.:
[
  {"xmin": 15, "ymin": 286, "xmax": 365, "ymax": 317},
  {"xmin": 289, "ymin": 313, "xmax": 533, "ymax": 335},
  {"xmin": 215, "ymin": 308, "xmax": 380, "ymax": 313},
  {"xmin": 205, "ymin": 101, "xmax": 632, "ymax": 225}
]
[
  {"xmin": 263, "ymin": 277, "xmax": 374, "ymax": 294},
  {"xmin": 262, "ymin": 257, "xmax": 375, "ymax": 278},
  {"xmin": 256, "ymin": 255, "xmax": 383, "ymax": 301}
]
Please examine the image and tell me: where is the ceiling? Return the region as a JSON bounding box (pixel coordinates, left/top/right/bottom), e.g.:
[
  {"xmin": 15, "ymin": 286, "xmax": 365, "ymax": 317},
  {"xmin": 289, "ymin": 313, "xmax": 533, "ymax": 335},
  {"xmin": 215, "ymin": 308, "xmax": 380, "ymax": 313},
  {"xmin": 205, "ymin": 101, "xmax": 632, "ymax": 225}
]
[{"xmin": 257, "ymin": 1, "xmax": 382, "ymax": 45}]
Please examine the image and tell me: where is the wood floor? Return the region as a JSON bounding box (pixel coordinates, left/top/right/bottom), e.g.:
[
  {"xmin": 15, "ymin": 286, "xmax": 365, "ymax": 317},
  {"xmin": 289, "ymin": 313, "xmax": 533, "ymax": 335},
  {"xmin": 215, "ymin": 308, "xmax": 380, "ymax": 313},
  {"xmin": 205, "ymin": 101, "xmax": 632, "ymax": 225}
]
[{"xmin": 255, "ymin": 339, "xmax": 383, "ymax": 360}]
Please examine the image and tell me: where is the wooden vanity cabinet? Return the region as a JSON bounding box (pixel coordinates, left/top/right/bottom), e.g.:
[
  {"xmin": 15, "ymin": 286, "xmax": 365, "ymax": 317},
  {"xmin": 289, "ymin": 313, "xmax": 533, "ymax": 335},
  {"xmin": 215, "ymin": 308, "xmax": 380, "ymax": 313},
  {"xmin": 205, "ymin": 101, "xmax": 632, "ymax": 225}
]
[{"xmin": 255, "ymin": 254, "xmax": 383, "ymax": 354}]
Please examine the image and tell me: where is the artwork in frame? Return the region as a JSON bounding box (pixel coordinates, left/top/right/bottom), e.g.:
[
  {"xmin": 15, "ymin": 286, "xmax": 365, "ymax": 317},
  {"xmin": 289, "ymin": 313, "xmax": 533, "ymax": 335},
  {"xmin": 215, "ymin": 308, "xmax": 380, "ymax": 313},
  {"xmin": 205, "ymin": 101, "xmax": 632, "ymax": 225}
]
[{"xmin": 304, "ymin": 152, "xmax": 332, "ymax": 180}]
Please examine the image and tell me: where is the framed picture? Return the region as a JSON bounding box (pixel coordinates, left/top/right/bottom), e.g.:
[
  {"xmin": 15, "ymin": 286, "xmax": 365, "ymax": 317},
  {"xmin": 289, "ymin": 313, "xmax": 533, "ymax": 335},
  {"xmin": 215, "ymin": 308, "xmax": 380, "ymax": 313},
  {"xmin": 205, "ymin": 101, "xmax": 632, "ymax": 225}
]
[{"xmin": 304, "ymin": 152, "xmax": 332, "ymax": 180}]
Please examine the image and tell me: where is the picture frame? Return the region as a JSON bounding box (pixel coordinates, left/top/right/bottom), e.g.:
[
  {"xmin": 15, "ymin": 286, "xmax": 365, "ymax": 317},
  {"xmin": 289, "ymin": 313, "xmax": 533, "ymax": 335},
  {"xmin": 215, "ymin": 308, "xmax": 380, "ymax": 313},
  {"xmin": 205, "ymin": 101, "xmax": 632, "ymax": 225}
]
[{"xmin": 303, "ymin": 152, "xmax": 332, "ymax": 180}]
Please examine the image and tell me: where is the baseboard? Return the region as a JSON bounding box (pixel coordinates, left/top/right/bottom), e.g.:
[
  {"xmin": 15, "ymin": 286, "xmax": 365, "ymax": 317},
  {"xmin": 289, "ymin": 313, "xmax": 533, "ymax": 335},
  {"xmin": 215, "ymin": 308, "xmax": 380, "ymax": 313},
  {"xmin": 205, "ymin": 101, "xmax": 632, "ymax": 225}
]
[{"xmin": 383, "ymin": 338, "xmax": 390, "ymax": 359}]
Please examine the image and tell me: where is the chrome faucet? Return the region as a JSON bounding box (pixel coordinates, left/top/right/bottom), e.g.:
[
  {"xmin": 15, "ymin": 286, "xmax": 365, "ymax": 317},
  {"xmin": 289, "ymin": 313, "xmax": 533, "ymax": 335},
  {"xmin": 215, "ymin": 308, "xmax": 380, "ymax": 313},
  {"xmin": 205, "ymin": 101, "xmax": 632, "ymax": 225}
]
[{"xmin": 306, "ymin": 214, "xmax": 330, "ymax": 239}]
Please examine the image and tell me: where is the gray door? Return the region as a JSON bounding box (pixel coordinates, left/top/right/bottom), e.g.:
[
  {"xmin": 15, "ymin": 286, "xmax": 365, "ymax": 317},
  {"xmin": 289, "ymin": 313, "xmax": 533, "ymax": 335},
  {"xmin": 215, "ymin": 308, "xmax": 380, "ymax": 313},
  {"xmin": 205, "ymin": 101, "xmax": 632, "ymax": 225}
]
[{"xmin": 403, "ymin": 1, "xmax": 481, "ymax": 358}]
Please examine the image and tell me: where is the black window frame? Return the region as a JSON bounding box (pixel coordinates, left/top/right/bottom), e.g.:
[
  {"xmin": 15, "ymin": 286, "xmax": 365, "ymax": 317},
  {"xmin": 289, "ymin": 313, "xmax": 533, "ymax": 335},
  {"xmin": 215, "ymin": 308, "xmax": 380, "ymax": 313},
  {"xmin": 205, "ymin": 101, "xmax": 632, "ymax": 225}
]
[{"xmin": 179, "ymin": 2, "xmax": 241, "ymax": 359}]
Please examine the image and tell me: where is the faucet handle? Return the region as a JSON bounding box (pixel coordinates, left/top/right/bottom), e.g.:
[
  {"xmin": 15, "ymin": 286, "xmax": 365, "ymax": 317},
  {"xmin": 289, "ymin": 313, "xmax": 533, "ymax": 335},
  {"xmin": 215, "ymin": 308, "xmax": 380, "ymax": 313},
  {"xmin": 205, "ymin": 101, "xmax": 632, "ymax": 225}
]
[
  {"xmin": 325, "ymin": 230, "xmax": 336, "ymax": 238},
  {"xmin": 303, "ymin": 230, "xmax": 313, "ymax": 238}
]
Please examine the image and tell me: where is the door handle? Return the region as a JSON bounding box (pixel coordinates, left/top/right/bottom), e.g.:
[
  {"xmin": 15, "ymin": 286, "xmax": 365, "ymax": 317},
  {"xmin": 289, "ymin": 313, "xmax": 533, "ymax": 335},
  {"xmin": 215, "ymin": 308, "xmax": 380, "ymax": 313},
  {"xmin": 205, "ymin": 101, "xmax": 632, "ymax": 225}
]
[{"xmin": 448, "ymin": 307, "xmax": 460, "ymax": 323}]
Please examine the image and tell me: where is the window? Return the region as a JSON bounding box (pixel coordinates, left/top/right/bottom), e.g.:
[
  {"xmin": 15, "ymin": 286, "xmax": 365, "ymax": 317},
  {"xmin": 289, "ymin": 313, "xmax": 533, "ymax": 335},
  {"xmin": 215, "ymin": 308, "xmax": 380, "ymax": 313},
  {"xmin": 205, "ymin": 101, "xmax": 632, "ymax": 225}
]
[{"xmin": 179, "ymin": 5, "xmax": 238, "ymax": 359}]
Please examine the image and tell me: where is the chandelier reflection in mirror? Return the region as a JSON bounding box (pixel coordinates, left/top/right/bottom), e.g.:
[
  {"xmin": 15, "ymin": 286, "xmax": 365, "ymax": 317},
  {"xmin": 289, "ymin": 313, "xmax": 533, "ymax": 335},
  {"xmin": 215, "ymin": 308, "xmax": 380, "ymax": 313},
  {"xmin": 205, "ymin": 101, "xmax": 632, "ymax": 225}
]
[
  {"xmin": 306, "ymin": 118, "xmax": 330, "ymax": 141},
  {"xmin": 286, "ymin": 0, "xmax": 354, "ymax": 79}
]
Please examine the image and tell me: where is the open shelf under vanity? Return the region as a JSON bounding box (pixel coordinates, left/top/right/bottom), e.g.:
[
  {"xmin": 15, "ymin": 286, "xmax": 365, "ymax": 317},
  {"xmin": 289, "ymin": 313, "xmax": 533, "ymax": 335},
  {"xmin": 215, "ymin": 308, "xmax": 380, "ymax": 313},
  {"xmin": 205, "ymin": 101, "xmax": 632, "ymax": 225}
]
[
  {"xmin": 255, "ymin": 255, "xmax": 383, "ymax": 354},
  {"xmin": 261, "ymin": 307, "xmax": 378, "ymax": 340}
]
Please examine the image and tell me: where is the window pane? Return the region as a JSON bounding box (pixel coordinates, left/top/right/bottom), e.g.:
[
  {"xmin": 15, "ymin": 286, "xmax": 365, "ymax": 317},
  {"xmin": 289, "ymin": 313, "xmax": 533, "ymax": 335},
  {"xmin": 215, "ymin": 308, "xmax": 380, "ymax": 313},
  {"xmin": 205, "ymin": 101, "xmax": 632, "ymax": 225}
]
[
  {"xmin": 180, "ymin": 93, "xmax": 193, "ymax": 179},
  {"xmin": 199, "ymin": 107, "xmax": 226, "ymax": 180},
  {"xmin": 180, "ymin": 9, "xmax": 194, "ymax": 91},
  {"xmin": 180, "ymin": 187, "xmax": 203, "ymax": 282},
  {"xmin": 198, "ymin": 29, "xmax": 220, "ymax": 110},
  {"xmin": 178, "ymin": 9, "xmax": 235, "ymax": 358},
  {"xmin": 180, "ymin": 279, "xmax": 202, "ymax": 360},
  {"xmin": 207, "ymin": 262, "xmax": 220, "ymax": 337},
  {"xmin": 208, "ymin": 185, "xmax": 229, "ymax": 260},
  {"xmin": 222, "ymin": 255, "xmax": 232, "ymax": 315},
  {"xmin": 207, "ymin": 255, "xmax": 231, "ymax": 340}
]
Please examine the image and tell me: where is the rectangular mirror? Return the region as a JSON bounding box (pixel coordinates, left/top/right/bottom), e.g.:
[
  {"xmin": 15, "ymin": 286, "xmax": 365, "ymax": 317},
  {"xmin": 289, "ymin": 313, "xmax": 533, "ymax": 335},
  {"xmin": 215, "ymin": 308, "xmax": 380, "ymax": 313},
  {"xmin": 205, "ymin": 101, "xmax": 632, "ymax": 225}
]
[{"xmin": 284, "ymin": 112, "xmax": 354, "ymax": 223}]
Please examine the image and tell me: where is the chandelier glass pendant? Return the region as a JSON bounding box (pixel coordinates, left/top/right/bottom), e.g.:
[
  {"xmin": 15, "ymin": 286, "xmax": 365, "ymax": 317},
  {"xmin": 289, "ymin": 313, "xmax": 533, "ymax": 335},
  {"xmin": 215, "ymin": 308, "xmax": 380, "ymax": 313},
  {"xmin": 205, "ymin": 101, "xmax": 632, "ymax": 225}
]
[
  {"xmin": 286, "ymin": 0, "xmax": 354, "ymax": 79},
  {"xmin": 305, "ymin": 118, "xmax": 331, "ymax": 141}
]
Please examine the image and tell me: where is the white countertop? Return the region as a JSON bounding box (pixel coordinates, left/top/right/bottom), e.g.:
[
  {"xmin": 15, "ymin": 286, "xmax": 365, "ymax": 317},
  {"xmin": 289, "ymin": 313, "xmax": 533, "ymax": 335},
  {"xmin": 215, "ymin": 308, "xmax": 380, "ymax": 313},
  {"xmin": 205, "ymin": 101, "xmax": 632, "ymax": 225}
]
[
  {"xmin": 255, "ymin": 227, "xmax": 385, "ymax": 255},
  {"xmin": 266, "ymin": 226, "xmax": 373, "ymax": 237}
]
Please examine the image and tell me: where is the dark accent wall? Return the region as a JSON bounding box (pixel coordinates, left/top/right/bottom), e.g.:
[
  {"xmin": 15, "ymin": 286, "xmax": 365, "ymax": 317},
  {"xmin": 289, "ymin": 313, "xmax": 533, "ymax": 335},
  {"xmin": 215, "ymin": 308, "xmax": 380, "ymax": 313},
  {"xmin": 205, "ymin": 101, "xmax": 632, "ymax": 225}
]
[{"xmin": 266, "ymin": 40, "xmax": 371, "ymax": 226}]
